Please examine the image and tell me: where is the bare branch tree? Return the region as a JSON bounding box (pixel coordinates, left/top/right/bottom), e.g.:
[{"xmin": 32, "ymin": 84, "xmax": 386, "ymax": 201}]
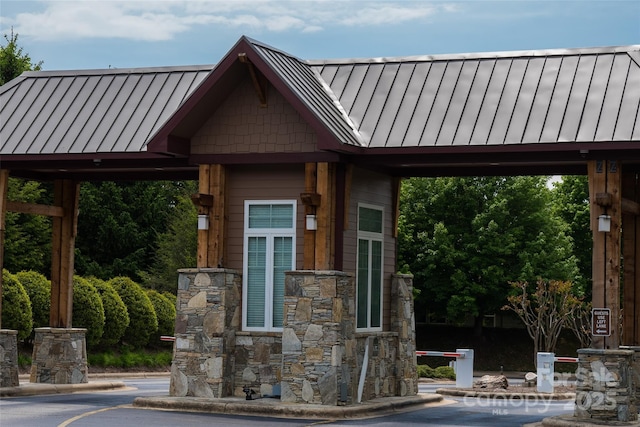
[{"xmin": 502, "ymin": 279, "xmax": 585, "ymax": 366}]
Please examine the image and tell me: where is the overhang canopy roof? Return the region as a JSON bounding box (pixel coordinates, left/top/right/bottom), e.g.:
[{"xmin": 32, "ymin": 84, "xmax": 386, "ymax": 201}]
[{"xmin": 1, "ymin": 36, "xmax": 639, "ymax": 180}]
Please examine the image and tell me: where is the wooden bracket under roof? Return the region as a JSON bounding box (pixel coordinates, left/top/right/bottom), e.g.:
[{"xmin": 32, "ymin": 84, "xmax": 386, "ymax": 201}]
[{"xmin": 238, "ymin": 53, "xmax": 268, "ymax": 107}]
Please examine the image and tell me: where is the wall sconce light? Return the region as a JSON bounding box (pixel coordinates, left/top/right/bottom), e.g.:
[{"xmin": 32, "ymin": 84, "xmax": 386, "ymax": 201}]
[
  {"xmin": 198, "ymin": 214, "xmax": 209, "ymax": 230},
  {"xmin": 306, "ymin": 214, "xmax": 317, "ymax": 231},
  {"xmin": 598, "ymin": 214, "xmax": 611, "ymax": 233}
]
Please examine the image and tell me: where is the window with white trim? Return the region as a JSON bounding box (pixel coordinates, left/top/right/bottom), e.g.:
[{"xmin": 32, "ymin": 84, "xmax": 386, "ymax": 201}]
[
  {"xmin": 356, "ymin": 204, "xmax": 383, "ymax": 331},
  {"xmin": 242, "ymin": 200, "xmax": 296, "ymax": 331}
]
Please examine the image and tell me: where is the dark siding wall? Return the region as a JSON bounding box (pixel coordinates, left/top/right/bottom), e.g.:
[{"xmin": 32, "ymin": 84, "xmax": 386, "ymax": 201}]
[
  {"xmin": 225, "ymin": 164, "xmax": 306, "ymax": 271},
  {"xmin": 343, "ymin": 168, "xmax": 396, "ymax": 330}
]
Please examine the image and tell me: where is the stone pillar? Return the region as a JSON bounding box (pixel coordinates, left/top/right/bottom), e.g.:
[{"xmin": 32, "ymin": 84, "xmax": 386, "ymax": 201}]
[
  {"xmin": 0, "ymin": 329, "xmax": 19, "ymax": 387},
  {"xmin": 281, "ymin": 270, "xmax": 356, "ymax": 405},
  {"xmin": 170, "ymin": 268, "xmax": 241, "ymax": 398},
  {"xmin": 30, "ymin": 328, "xmax": 88, "ymax": 384},
  {"xmin": 390, "ymin": 273, "xmax": 418, "ymax": 397},
  {"xmin": 575, "ymin": 348, "xmax": 637, "ymax": 422},
  {"xmin": 620, "ymin": 346, "xmax": 640, "ymax": 410}
]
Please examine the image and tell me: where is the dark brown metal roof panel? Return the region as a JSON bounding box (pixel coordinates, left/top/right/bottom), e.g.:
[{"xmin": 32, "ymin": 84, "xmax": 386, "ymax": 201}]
[
  {"xmin": 309, "ymin": 45, "xmax": 640, "ymax": 149},
  {"xmin": 0, "ymin": 66, "xmax": 212, "ymax": 156}
]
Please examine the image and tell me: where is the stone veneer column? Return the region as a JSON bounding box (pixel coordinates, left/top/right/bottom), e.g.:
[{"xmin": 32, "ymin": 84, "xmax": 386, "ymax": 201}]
[
  {"xmin": 281, "ymin": 270, "xmax": 356, "ymax": 405},
  {"xmin": 170, "ymin": 268, "xmax": 241, "ymax": 398},
  {"xmin": 390, "ymin": 273, "xmax": 418, "ymax": 397},
  {"xmin": 30, "ymin": 328, "xmax": 88, "ymax": 384},
  {"xmin": 620, "ymin": 346, "xmax": 640, "ymax": 411},
  {"xmin": 575, "ymin": 348, "xmax": 637, "ymax": 422},
  {"xmin": 0, "ymin": 329, "xmax": 19, "ymax": 387}
]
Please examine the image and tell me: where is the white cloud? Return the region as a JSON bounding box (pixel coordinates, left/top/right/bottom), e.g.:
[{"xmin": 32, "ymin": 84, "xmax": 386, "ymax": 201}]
[{"xmin": 7, "ymin": 1, "xmax": 455, "ymax": 41}]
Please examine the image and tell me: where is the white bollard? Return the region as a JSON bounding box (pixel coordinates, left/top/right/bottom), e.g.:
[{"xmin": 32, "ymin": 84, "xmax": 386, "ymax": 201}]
[
  {"xmin": 537, "ymin": 352, "xmax": 555, "ymax": 393},
  {"xmin": 456, "ymin": 348, "xmax": 474, "ymax": 388}
]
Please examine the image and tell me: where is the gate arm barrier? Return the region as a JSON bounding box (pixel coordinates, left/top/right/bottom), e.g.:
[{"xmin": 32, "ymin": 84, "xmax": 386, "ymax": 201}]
[
  {"xmin": 537, "ymin": 352, "xmax": 578, "ymax": 393},
  {"xmin": 416, "ymin": 348, "xmax": 474, "ymax": 388}
]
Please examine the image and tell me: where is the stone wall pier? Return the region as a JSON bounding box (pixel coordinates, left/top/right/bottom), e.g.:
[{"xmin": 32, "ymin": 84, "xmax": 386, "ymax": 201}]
[
  {"xmin": 0, "ymin": 329, "xmax": 19, "ymax": 387},
  {"xmin": 30, "ymin": 328, "xmax": 88, "ymax": 384}
]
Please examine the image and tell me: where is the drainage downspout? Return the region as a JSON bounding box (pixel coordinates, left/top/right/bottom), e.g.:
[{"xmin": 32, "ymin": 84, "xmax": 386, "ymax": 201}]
[{"xmin": 357, "ymin": 336, "xmax": 371, "ymax": 403}]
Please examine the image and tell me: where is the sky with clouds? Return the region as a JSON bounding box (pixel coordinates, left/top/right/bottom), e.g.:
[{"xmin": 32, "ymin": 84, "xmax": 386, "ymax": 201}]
[{"xmin": 1, "ymin": 1, "xmax": 638, "ymax": 71}]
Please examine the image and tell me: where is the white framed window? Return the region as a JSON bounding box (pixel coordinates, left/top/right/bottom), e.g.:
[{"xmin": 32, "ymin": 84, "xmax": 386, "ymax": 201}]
[
  {"xmin": 356, "ymin": 203, "xmax": 384, "ymax": 331},
  {"xmin": 242, "ymin": 200, "xmax": 296, "ymax": 331}
]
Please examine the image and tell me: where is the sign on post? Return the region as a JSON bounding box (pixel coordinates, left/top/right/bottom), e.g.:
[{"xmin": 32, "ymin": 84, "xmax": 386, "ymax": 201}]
[{"xmin": 592, "ymin": 308, "xmax": 611, "ymax": 336}]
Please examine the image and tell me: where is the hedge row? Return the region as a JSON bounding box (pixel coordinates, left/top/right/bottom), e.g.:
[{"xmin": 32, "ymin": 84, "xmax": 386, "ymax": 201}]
[{"xmin": 1, "ymin": 270, "xmax": 176, "ymax": 349}]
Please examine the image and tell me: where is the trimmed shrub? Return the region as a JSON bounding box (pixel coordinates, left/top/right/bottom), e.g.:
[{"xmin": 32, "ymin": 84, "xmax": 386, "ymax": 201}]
[
  {"xmin": 15, "ymin": 270, "xmax": 50, "ymax": 331},
  {"xmin": 146, "ymin": 289, "xmax": 176, "ymax": 347},
  {"xmin": 86, "ymin": 277, "xmax": 129, "ymax": 347},
  {"xmin": 434, "ymin": 365, "xmax": 456, "ymax": 380},
  {"xmin": 417, "ymin": 364, "xmax": 436, "ymax": 378},
  {"xmin": 72, "ymin": 276, "xmax": 105, "ymax": 348},
  {"xmin": 162, "ymin": 291, "xmax": 177, "ymax": 309},
  {"xmin": 1, "ymin": 269, "xmax": 33, "ymax": 341},
  {"xmin": 109, "ymin": 276, "xmax": 157, "ymax": 348}
]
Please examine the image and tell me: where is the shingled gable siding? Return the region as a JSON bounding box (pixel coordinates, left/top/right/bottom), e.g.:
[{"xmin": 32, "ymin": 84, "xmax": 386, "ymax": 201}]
[
  {"xmin": 191, "ymin": 77, "xmax": 320, "ymax": 155},
  {"xmin": 343, "ymin": 168, "xmax": 396, "ymax": 331}
]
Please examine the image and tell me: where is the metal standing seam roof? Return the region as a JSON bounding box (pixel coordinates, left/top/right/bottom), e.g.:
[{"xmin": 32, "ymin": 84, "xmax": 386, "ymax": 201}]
[
  {"xmin": 308, "ymin": 46, "xmax": 640, "ymax": 149},
  {"xmin": 1, "ymin": 39, "xmax": 639, "ymax": 162},
  {"xmin": 0, "ymin": 65, "xmax": 212, "ymax": 156}
]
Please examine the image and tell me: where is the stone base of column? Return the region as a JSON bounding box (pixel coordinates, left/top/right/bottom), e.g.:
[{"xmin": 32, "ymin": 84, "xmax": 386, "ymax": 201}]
[
  {"xmin": 0, "ymin": 329, "xmax": 19, "ymax": 387},
  {"xmin": 620, "ymin": 346, "xmax": 640, "ymax": 411},
  {"xmin": 575, "ymin": 348, "xmax": 637, "ymax": 422},
  {"xmin": 170, "ymin": 268, "xmax": 241, "ymax": 398},
  {"xmin": 31, "ymin": 328, "xmax": 88, "ymax": 384}
]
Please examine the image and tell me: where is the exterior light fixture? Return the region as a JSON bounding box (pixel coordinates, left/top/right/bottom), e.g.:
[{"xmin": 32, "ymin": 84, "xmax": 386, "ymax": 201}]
[
  {"xmin": 598, "ymin": 214, "xmax": 611, "ymax": 233},
  {"xmin": 198, "ymin": 214, "xmax": 209, "ymax": 230},
  {"xmin": 306, "ymin": 214, "xmax": 317, "ymax": 231}
]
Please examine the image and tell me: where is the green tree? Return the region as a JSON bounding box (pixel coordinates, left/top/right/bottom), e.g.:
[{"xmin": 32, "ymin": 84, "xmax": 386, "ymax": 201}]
[
  {"xmin": 398, "ymin": 176, "xmax": 579, "ymax": 335},
  {"xmin": 86, "ymin": 277, "xmax": 130, "ymax": 348},
  {"xmin": 551, "ymin": 176, "xmax": 591, "ymax": 294},
  {"xmin": 75, "ymin": 181, "xmax": 195, "ymax": 282},
  {"xmin": 109, "ymin": 276, "xmax": 157, "ymax": 348},
  {"xmin": 0, "ymin": 28, "xmax": 42, "ymax": 85},
  {"xmin": 145, "ymin": 190, "xmax": 197, "ymax": 293},
  {"xmin": 1, "ymin": 270, "xmax": 33, "ymax": 341},
  {"xmin": 4, "ymin": 178, "xmax": 52, "ymax": 275},
  {"xmin": 72, "ymin": 276, "xmax": 105, "ymax": 349}
]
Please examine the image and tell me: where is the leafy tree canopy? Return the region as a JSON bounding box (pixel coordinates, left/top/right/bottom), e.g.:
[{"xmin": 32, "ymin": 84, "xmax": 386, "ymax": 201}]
[
  {"xmin": 0, "ymin": 28, "xmax": 42, "ymax": 85},
  {"xmin": 398, "ymin": 176, "xmax": 580, "ymax": 329}
]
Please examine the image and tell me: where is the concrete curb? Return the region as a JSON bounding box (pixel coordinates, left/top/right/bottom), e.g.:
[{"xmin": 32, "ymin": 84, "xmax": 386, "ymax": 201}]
[
  {"xmin": 436, "ymin": 388, "xmax": 576, "ymax": 401},
  {"xmin": 1, "ymin": 380, "xmax": 127, "ymax": 397},
  {"xmin": 133, "ymin": 393, "xmax": 444, "ymax": 419},
  {"xmin": 536, "ymin": 414, "xmax": 640, "ymax": 426}
]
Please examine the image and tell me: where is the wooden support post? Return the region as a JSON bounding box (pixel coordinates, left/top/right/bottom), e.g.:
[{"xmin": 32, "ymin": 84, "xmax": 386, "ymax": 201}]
[
  {"xmin": 50, "ymin": 180, "xmax": 79, "ymax": 328},
  {"xmin": 622, "ymin": 172, "xmax": 640, "ymax": 345},
  {"xmin": 197, "ymin": 165, "xmax": 211, "ymax": 268},
  {"xmin": 195, "ymin": 164, "xmax": 226, "ymax": 268},
  {"xmin": 302, "ymin": 163, "xmax": 317, "ymax": 270},
  {"xmin": 315, "ymin": 163, "xmax": 335, "ymax": 270},
  {"xmin": 392, "ymin": 177, "xmax": 402, "ymax": 238},
  {"xmin": 588, "ymin": 160, "xmax": 621, "ymax": 349},
  {"xmin": 0, "ymin": 170, "xmax": 8, "ymax": 329},
  {"xmin": 208, "ymin": 164, "xmax": 226, "ymax": 268}
]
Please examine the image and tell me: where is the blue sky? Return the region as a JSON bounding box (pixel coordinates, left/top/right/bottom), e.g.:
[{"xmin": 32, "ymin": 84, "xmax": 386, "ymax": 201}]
[{"xmin": 1, "ymin": 1, "xmax": 638, "ymax": 71}]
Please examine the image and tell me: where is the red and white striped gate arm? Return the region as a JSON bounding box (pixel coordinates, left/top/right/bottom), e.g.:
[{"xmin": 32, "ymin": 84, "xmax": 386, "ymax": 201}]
[
  {"xmin": 554, "ymin": 356, "xmax": 578, "ymax": 363},
  {"xmin": 416, "ymin": 350, "xmax": 465, "ymax": 358},
  {"xmin": 160, "ymin": 336, "xmax": 176, "ymax": 342}
]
